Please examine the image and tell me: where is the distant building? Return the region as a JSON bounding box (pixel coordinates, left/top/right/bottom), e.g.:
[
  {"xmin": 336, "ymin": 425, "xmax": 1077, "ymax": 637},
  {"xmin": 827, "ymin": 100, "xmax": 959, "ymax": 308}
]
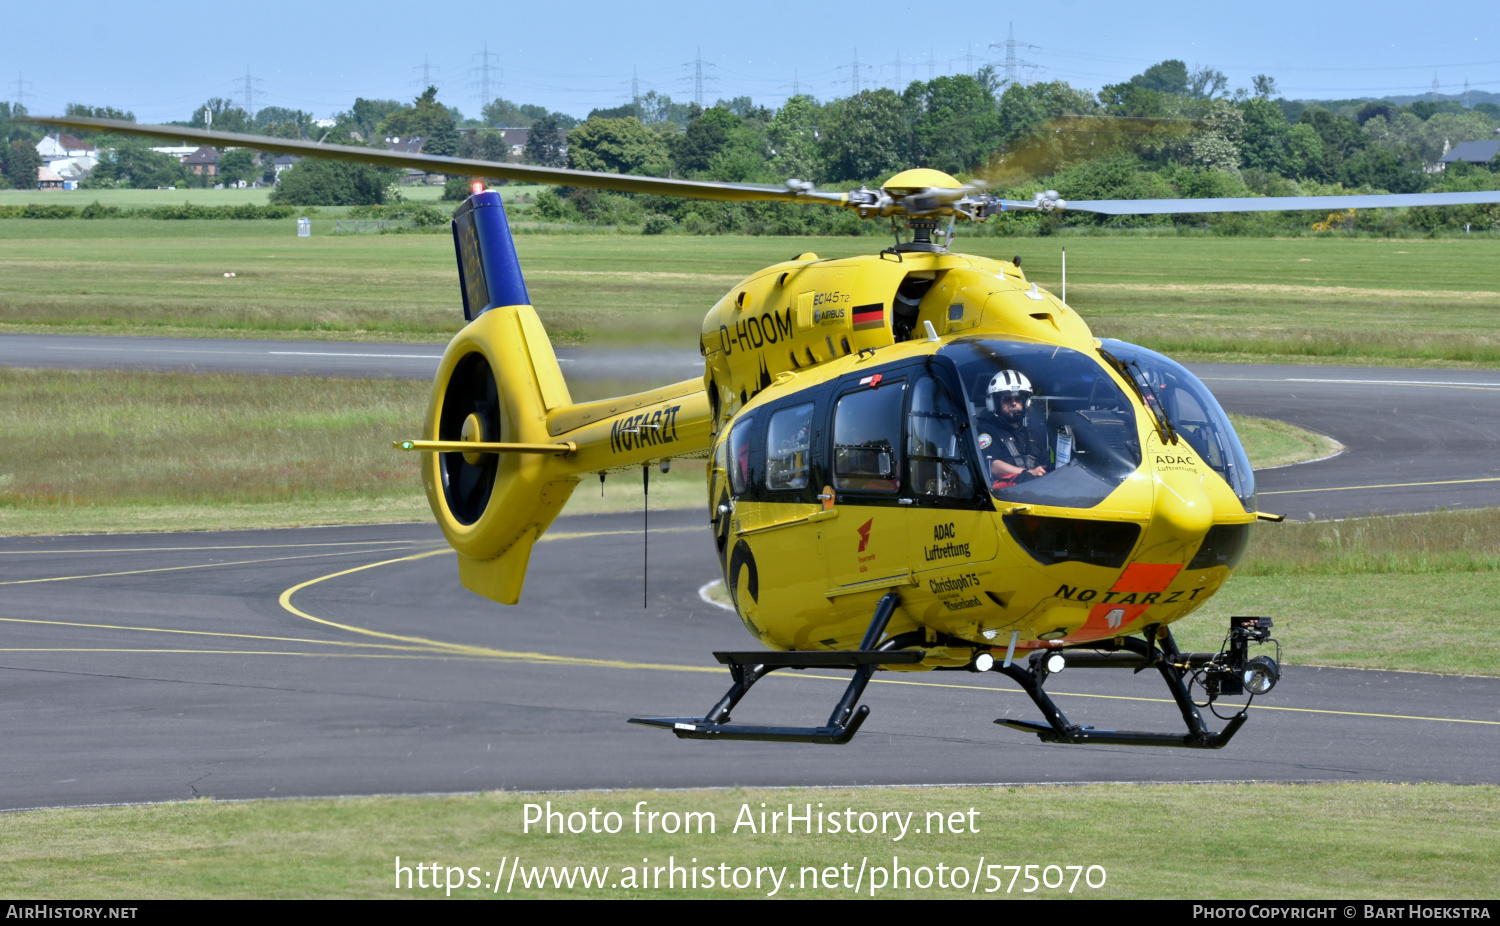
[
  {"xmin": 36, "ymin": 165, "xmax": 65, "ymax": 190},
  {"xmin": 36, "ymin": 133, "xmax": 97, "ymax": 163},
  {"xmin": 150, "ymin": 146, "xmax": 199, "ymax": 160},
  {"xmin": 384, "ymin": 136, "xmax": 425, "ymax": 154},
  {"xmin": 182, "ymin": 145, "xmax": 221, "ymax": 176},
  {"xmin": 272, "ymin": 154, "xmax": 301, "ymax": 179},
  {"xmin": 1438, "ymin": 140, "xmax": 1500, "ymax": 167}
]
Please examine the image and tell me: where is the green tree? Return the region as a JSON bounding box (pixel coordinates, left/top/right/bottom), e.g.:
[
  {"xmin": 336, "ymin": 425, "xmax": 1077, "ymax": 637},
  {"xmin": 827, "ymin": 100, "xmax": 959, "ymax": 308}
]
[
  {"xmin": 188, "ymin": 99, "xmax": 251, "ymax": 133},
  {"xmin": 902, "ymin": 74, "xmax": 1002, "ymax": 175},
  {"xmin": 1238, "ymin": 97, "xmax": 1294, "ymax": 174},
  {"xmin": 674, "ymin": 107, "xmax": 740, "ymax": 174},
  {"xmin": 566, "ymin": 116, "xmax": 670, "ymax": 175},
  {"xmin": 269, "ymin": 159, "xmax": 395, "ymax": 205},
  {"xmin": 1133, "ymin": 60, "xmax": 1189, "ymax": 95},
  {"xmin": 65, "ymin": 103, "xmax": 135, "ymax": 122},
  {"xmin": 523, "ymin": 115, "xmax": 566, "ymax": 167},
  {"xmin": 4, "ymin": 140, "xmax": 42, "ymax": 190},
  {"xmin": 1189, "ymin": 66, "xmax": 1230, "ymax": 99},
  {"xmin": 766, "ymin": 95, "xmax": 821, "ymax": 182},
  {"xmin": 254, "ymin": 107, "xmax": 313, "ymax": 133},
  {"xmin": 1340, "ymin": 146, "xmax": 1424, "ymax": 193},
  {"xmin": 818, "ymin": 89, "xmax": 906, "ymax": 182},
  {"xmin": 217, "ymin": 149, "xmax": 258, "ymax": 184},
  {"xmin": 342, "ymin": 98, "xmax": 404, "ymax": 139},
  {"xmin": 84, "ymin": 139, "xmax": 185, "ymax": 189},
  {"xmin": 379, "ymin": 87, "xmax": 459, "ymax": 156},
  {"xmin": 459, "ymin": 129, "xmax": 511, "ymax": 162}
]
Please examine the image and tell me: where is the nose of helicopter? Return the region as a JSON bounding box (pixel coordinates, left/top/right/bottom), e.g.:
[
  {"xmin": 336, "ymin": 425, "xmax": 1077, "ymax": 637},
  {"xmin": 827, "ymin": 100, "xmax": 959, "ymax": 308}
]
[{"xmin": 1149, "ymin": 459, "xmax": 1214, "ymax": 545}]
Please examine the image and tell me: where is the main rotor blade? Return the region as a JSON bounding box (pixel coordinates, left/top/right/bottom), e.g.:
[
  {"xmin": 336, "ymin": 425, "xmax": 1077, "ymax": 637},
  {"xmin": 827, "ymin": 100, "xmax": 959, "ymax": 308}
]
[
  {"xmin": 22, "ymin": 115, "xmax": 848, "ymax": 207},
  {"xmin": 1067, "ymin": 190, "xmax": 1500, "ymax": 215}
]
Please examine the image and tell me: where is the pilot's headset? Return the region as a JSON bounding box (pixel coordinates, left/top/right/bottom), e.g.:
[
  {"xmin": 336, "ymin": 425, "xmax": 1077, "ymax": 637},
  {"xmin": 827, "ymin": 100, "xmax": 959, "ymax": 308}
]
[{"xmin": 985, "ymin": 369, "xmax": 1033, "ymax": 415}]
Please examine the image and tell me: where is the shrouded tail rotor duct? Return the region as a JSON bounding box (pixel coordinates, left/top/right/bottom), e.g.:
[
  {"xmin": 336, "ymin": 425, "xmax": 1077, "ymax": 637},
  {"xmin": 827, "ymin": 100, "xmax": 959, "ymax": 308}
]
[{"xmin": 438, "ymin": 352, "xmax": 502, "ymax": 525}]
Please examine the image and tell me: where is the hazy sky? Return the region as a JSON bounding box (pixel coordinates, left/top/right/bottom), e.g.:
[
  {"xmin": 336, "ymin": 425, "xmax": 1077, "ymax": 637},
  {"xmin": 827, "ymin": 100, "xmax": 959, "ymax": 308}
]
[{"xmin": 6, "ymin": 0, "xmax": 1496, "ymax": 122}]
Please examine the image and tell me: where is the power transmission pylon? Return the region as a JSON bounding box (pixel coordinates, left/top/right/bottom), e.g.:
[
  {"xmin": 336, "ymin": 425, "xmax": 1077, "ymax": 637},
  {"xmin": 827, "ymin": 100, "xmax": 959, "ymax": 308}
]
[
  {"xmin": 889, "ymin": 49, "xmax": 903, "ymax": 88},
  {"xmin": 840, "ymin": 48, "xmax": 864, "ymax": 94},
  {"xmin": 991, "ymin": 22, "xmax": 1040, "ymax": 88},
  {"xmin": 8, "ymin": 70, "xmax": 33, "ymax": 112},
  {"xmin": 233, "ymin": 65, "xmax": 263, "ymax": 117},
  {"xmin": 927, "ymin": 48, "xmax": 935, "ymax": 81},
  {"xmin": 413, "ymin": 54, "xmax": 442, "ymax": 92},
  {"xmin": 1430, "ymin": 73, "xmax": 1439, "ymax": 103},
  {"xmin": 470, "ymin": 43, "xmax": 502, "ymax": 112}
]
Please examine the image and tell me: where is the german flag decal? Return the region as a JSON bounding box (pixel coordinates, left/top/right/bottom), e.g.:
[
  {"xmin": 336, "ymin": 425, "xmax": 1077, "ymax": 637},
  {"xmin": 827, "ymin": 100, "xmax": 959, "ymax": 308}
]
[{"xmin": 851, "ymin": 303, "xmax": 885, "ymax": 331}]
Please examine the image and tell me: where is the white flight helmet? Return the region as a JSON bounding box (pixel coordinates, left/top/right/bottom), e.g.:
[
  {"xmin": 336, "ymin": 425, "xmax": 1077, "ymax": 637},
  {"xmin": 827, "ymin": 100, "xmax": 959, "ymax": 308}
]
[{"xmin": 985, "ymin": 369, "xmax": 1033, "ymax": 414}]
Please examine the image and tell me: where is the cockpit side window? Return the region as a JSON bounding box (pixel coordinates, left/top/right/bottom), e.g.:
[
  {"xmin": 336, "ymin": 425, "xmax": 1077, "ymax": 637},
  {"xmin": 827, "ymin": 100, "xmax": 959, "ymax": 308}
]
[
  {"xmin": 727, "ymin": 415, "xmax": 754, "ymax": 497},
  {"xmin": 908, "ymin": 374, "xmax": 976, "ymax": 500},
  {"xmin": 765, "ymin": 403, "xmax": 814, "ymax": 491},
  {"xmin": 1098, "ymin": 338, "xmax": 1256, "ymax": 509},
  {"xmin": 833, "ymin": 382, "xmax": 906, "ymax": 492}
]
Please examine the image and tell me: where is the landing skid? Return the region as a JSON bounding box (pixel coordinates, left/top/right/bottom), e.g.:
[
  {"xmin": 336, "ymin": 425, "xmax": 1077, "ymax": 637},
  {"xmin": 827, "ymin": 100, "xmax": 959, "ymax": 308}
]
[
  {"xmin": 993, "ymin": 630, "xmax": 1247, "ymax": 749},
  {"xmin": 633, "ymin": 598, "xmax": 1270, "ymax": 749},
  {"xmin": 631, "ymin": 592, "xmax": 916, "ymax": 744}
]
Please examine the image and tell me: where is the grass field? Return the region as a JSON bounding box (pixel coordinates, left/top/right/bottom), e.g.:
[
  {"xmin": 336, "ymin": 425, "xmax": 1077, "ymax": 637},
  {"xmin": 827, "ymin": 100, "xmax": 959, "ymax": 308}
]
[
  {"xmin": 2, "ymin": 783, "xmax": 1495, "ymax": 899},
  {"xmin": 1, "ymin": 227, "xmax": 1498, "ymax": 362},
  {"xmin": 0, "ymin": 368, "xmax": 1329, "ymax": 536}
]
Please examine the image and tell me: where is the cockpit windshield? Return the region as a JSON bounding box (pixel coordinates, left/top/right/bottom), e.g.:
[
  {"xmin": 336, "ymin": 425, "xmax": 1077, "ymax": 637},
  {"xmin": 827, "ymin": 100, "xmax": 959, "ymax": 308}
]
[
  {"xmin": 1098, "ymin": 339, "xmax": 1255, "ymax": 510},
  {"xmin": 941, "ymin": 338, "xmax": 1142, "ymax": 509}
]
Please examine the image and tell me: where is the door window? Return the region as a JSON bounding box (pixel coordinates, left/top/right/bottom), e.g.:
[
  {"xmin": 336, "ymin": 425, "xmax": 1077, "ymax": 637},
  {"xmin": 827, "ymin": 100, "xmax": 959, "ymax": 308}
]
[
  {"xmin": 728, "ymin": 415, "xmax": 754, "ymax": 497},
  {"xmin": 907, "ymin": 374, "xmax": 975, "ymax": 499},
  {"xmin": 833, "ymin": 382, "xmax": 906, "ymax": 492},
  {"xmin": 765, "ymin": 403, "xmax": 814, "ymax": 491}
]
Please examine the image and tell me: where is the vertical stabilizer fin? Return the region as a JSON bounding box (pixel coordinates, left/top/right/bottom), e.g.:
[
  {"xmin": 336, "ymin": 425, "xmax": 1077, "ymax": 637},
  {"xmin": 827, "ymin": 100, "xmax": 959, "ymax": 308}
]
[{"xmin": 452, "ymin": 189, "xmax": 530, "ymax": 321}]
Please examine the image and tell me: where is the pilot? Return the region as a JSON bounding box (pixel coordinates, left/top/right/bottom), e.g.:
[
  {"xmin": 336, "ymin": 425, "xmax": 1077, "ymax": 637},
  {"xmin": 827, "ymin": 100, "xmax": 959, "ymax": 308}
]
[{"xmin": 976, "ymin": 369, "xmax": 1049, "ymax": 489}]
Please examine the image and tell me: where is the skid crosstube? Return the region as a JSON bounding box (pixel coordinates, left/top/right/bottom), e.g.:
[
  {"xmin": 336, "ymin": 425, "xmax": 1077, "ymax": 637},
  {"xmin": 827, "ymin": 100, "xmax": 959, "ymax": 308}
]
[
  {"xmin": 630, "ymin": 592, "xmax": 916, "ymax": 744},
  {"xmin": 992, "ymin": 629, "xmax": 1249, "ymax": 750}
]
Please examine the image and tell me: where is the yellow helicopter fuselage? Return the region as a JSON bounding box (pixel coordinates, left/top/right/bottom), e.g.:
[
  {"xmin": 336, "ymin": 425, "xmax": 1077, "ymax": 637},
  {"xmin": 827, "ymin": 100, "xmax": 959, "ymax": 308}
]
[{"xmin": 696, "ymin": 248, "xmax": 1258, "ymax": 667}]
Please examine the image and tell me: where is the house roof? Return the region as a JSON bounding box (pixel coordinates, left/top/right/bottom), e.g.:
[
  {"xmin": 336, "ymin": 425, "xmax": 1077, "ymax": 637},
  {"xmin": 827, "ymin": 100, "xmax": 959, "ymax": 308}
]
[
  {"xmin": 37, "ymin": 165, "xmax": 64, "ymax": 182},
  {"xmin": 1439, "ymin": 140, "xmax": 1500, "ymax": 164},
  {"xmin": 58, "ymin": 134, "xmax": 95, "ymax": 152},
  {"xmin": 183, "ymin": 145, "xmax": 221, "ymax": 165},
  {"xmin": 385, "ymin": 136, "xmax": 424, "ymax": 154}
]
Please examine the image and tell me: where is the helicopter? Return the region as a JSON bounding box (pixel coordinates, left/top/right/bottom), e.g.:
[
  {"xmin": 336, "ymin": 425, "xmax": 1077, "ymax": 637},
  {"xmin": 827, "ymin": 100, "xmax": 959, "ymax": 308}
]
[{"xmin": 27, "ymin": 114, "xmax": 1500, "ymax": 750}]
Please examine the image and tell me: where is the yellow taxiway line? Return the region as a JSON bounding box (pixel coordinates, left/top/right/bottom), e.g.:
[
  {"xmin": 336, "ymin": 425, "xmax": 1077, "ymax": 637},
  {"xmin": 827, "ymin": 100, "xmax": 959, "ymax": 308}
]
[
  {"xmin": 1261, "ymin": 476, "xmax": 1500, "ymax": 496},
  {"xmin": 270, "ymin": 543, "xmax": 1500, "ymax": 731}
]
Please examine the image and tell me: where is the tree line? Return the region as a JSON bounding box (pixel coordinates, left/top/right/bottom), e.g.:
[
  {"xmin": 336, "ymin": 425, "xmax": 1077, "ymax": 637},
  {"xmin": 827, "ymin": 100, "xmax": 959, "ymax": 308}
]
[{"xmin": 4, "ymin": 65, "xmax": 1498, "ymax": 232}]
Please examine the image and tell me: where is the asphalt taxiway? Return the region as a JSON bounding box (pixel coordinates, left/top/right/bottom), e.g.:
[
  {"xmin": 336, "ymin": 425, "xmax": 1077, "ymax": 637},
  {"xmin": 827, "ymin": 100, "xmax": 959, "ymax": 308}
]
[{"xmin": 1, "ymin": 336, "xmax": 1496, "ymax": 808}]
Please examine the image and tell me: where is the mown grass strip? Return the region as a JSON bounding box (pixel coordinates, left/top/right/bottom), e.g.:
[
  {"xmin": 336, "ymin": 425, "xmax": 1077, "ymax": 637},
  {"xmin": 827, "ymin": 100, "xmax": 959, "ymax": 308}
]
[
  {"xmin": 1, "ymin": 783, "xmax": 1494, "ymax": 899},
  {"xmin": 3, "ymin": 229, "xmax": 1499, "ymax": 362}
]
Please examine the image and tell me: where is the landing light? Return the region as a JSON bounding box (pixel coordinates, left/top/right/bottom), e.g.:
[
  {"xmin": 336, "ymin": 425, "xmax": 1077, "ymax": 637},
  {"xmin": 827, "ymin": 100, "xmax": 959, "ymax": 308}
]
[
  {"xmin": 974, "ymin": 652, "xmax": 995, "ymax": 672},
  {"xmin": 1044, "ymin": 653, "xmax": 1067, "ymax": 674},
  {"xmin": 1244, "ymin": 655, "xmax": 1280, "ymax": 695}
]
